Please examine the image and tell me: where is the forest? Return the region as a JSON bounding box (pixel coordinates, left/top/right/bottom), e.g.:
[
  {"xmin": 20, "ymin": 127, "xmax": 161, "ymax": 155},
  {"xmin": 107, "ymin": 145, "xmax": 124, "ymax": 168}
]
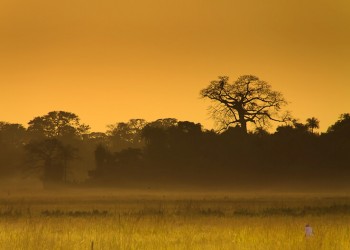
[{"xmin": 1, "ymin": 76, "xmax": 349, "ymax": 190}]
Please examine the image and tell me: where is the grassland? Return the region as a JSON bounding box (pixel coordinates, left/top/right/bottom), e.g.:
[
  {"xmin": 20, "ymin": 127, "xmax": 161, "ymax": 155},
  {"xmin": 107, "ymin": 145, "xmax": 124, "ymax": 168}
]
[{"xmin": 0, "ymin": 191, "xmax": 350, "ymax": 250}]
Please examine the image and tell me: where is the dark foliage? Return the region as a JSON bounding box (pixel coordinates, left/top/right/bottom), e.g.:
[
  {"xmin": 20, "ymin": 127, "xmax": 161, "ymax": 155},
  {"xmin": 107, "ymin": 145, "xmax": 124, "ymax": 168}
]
[{"xmin": 0, "ymin": 110, "xmax": 349, "ymax": 190}]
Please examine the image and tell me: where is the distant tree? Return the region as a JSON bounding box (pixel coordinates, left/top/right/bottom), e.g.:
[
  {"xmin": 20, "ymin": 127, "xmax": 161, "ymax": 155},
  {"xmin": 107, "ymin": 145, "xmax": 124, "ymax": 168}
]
[
  {"xmin": 167, "ymin": 121, "xmax": 203, "ymax": 162},
  {"xmin": 0, "ymin": 122, "xmax": 27, "ymax": 147},
  {"xmin": 141, "ymin": 118, "xmax": 180, "ymax": 162},
  {"xmin": 25, "ymin": 139, "xmax": 77, "ymax": 185},
  {"xmin": 27, "ymin": 111, "xmax": 90, "ymax": 139},
  {"xmin": 327, "ymin": 113, "xmax": 350, "ymax": 134},
  {"xmin": 0, "ymin": 122, "xmax": 27, "ymax": 177},
  {"xmin": 89, "ymin": 143, "xmax": 143, "ymax": 183},
  {"xmin": 320, "ymin": 113, "xmax": 350, "ymax": 169},
  {"xmin": 147, "ymin": 118, "xmax": 178, "ymax": 129},
  {"xmin": 88, "ymin": 144, "xmax": 112, "ymax": 179},
  {"xmin": 83, "ymin": 132, "xmax": 108, "ymax": 144},
  {"xmin": 200, "ymin": 75, "xmax": 289, "ymax": 133},
  {"xmin": 275, "ymin": 119, "xmax": 309, "ymax": 136},
  {"xmin": 306, "ymin": 117, "xmax": 320, "ymax": 133},
  {"xmin": 106, "ymin": 119, "xmax": 147, "ymax": 150},
  {"xmin": 141, "ymin": 119, "xmax": 178, "ymax": 144},
  {"xmin": 177, "ymin": 121, "xmax": 202, "ymax": 134},
  {"xmin": 114, "ymin": 148, "xmax": 143, "ymax": 167}
]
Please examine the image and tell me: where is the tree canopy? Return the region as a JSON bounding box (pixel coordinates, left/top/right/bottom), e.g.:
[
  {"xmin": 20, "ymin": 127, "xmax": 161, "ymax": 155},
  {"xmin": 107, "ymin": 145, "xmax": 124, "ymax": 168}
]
[
  {"xmin": 28, "ymin": 111, "xmax": 90, "ymax": 139},
  {"xmin": 200, "ymin": 75, "xmax": 288, "ymax": 133}
]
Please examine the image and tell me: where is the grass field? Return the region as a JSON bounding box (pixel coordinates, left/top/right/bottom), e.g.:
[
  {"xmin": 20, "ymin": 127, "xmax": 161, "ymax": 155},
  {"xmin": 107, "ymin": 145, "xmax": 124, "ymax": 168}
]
[{"xmin": 1, "ymin": 191, "xmax": 350, "ymax": 250}]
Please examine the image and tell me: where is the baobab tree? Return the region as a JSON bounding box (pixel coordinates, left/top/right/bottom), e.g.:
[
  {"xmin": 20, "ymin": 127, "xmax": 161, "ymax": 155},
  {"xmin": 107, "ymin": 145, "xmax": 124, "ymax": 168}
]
[{"xmin": 200, "ymin": 75, "xmax": 289, "ymax": 133}]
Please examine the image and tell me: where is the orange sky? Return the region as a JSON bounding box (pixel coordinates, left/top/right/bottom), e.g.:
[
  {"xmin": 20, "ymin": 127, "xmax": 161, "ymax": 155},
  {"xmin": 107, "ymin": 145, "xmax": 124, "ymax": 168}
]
[{"xmin": 0, "ymin": 0, "xmax": 349, "ymax": 132}]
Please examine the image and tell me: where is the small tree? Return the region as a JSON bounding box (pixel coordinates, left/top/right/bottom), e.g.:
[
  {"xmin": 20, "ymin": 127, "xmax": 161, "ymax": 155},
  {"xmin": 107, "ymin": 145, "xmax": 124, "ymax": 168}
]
[
  {"xmin": 200, "ymin": 75, "xmax": 289, "ymax": 133},
  {"xmin": 306, "ymin": 117, "xmax": 320, "ymax": 133}
]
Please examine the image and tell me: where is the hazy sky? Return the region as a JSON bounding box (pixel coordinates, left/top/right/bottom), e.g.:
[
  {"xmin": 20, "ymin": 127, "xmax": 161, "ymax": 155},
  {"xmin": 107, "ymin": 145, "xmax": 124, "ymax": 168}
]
[{"xmin": 0, "ymin": 0, "xmax": 349, "ymax": 132}]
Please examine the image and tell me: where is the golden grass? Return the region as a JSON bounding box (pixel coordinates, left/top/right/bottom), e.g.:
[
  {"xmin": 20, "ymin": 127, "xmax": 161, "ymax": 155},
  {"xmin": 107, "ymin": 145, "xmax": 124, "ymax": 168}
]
[{"xmin": 0, "ymin": 193, "xmax": 350, "ymax": 249}]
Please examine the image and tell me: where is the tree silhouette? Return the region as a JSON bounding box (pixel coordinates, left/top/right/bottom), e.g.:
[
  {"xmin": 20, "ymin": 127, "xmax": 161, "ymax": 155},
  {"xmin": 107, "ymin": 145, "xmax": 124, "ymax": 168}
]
[
  {"xmin": 0, "ymin": 122, "xmax": 27, "ymax": 177},
  {"xmin": 321, "ymin": 113, "xmax": 350, "ymax": 170},
  {"xmin": 1, "ymin": 107, "xmax": 350, "ymax": 189},
  {"xmin": 89, "ymin": 144, "xmax": 112, "ymax": 179},
  {"xmin": 0, "ymin": 122, "xmax": 27, "ymax": 147},
  {"xmin": 327, "ymin": 113, "xmax": 350, "ymax": 134},
  {"xmin": 200, "ymin": 75, "xmax": 288, "ymax": 133},
  {"xmin": 106, "ymin": 119, "xmax": 146, "ymax": 151},
  {"xmin": 25, "ymin": 139, "xmax": 77, "ymax": 185},
  {"xmin": 28, "ymin": 111, "xmax": 90, "ymax": 139},
  {"xmin": 306, "ymin": 117, "xmax": 320, "ymax": 133}
]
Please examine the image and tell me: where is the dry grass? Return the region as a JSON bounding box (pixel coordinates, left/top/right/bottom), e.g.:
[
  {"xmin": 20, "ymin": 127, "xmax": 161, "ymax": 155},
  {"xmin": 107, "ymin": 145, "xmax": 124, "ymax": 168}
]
[{"xmin": 0, "ymin": 192, "xmax": 350, "ymax": 249}]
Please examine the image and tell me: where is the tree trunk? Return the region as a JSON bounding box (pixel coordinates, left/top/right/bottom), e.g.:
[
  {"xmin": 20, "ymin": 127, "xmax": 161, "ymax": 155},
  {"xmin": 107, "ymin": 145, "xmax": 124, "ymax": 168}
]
[
  {"xmin": 238, "ymin": 109, "xmax": 248, "ymax": 134},
  {"xmin": 240, "ymin": 120, "xmax": 247, "ymax": 134}
]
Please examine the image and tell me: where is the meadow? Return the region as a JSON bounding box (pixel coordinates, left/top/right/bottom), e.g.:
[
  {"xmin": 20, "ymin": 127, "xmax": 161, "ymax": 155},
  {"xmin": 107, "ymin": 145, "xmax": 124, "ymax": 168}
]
[{"xmin": 0, "ymin": 190, "xmax": 350, "ymax": 250}]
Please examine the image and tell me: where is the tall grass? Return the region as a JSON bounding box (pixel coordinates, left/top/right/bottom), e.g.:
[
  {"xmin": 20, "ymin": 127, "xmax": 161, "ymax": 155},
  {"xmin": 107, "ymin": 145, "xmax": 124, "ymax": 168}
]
[{"xmin": 0, "ymin": 193, "xmax": 349, "ymax": 249}]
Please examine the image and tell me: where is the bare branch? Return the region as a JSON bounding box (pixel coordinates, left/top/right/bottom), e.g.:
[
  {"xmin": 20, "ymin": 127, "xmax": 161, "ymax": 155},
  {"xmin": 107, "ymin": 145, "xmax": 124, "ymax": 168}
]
[{"xmin": 200, "ymin": 75, "xmax": 288, "ymax": 133}]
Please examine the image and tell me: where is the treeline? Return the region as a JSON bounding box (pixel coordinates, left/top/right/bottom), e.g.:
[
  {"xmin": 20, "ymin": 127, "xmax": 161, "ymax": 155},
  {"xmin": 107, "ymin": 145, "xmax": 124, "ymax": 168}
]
[{"xmin": 0, "ymin": 111, "xmax": 350, "ymax": 189}]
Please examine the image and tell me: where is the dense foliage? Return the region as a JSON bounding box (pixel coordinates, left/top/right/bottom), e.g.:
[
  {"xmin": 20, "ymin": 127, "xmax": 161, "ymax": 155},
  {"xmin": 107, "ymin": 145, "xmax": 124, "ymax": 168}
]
[{"xmin": 0, "ymin": 110, "xmax": 349, "ymax": 189}]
